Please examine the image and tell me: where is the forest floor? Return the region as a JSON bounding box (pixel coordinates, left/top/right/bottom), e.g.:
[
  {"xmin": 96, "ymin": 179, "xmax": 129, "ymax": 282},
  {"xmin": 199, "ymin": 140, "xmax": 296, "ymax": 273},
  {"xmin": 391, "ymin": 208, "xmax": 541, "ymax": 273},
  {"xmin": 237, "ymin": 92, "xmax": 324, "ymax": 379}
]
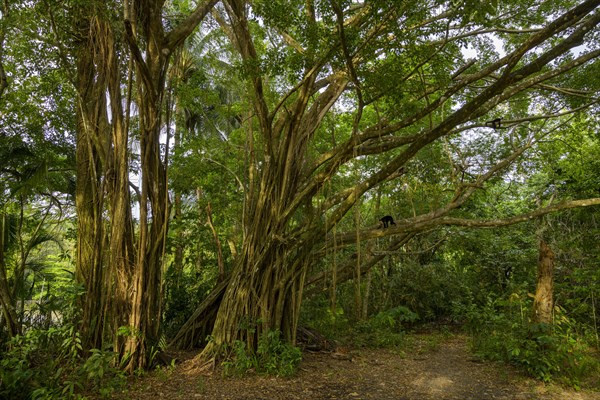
[{"xmin": 111, "ymin": 333, "xmax": 600, "ymax": 400}]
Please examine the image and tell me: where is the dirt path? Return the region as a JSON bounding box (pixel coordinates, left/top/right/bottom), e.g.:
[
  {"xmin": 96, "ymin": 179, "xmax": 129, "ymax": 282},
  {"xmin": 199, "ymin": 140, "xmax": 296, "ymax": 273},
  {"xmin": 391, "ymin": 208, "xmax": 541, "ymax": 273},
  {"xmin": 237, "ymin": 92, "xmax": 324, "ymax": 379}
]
[{"xmin": 114, "ymin": 334, "xmax": 599, "ymax": 400}]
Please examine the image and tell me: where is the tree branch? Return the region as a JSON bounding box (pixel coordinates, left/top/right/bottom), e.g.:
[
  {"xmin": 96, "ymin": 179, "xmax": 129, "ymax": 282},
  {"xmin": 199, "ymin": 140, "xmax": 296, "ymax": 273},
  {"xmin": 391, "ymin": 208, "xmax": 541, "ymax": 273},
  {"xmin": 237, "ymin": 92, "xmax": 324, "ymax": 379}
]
[
  {"xmin": 319, "ymin": 3, "xmax": 600, "ymax": 231},
  {"xmin": 165, "ymin": 0, "xmax": 220, "ymax": 50},
  {"xmin": 225, "ymin": 0, "xmax": 271, "ymax": 142},
  {"xmin": 123, "ymin": 20, "xmax": 155, "ymax": 101},
  {"xmin": 437, "ymin": 198, "xmax": 600, "ymax": 228},
  {"xmin": 324, "ymin": 133, "xmax": 536, "ymax": 247}
]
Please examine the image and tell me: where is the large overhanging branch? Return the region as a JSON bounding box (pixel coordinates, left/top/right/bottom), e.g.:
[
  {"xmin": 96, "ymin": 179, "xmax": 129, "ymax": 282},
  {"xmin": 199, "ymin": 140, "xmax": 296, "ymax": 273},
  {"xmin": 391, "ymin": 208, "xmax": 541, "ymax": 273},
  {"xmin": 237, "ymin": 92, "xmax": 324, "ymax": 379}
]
[
  {"xmin": 329, "ymin": 198, "xmax": 600, "ymax": 248},
  {"xmin": 315, "ymin": 130, "xmax": 534, "ymax": 249},
  {"xmin": 359, "ymin": 1, "xmax": 597, "ymax": 111},
  {"xmin": 453, "ymin": 100, "xmax": 599, "ymax": 135},
  {"xmin": 506, "ymin": 11, "xmax": 600, "ymax": 83},
  {"xmin": 405, "ymin": 21, "xmax": 598, "ymax": 116},
  {"xmin": 295, "ymin": 78, "xmax": 594, "ymax": 250},
  {"xmin": 305, "ymin": 143, "xmax": 600, "ymax": 294},
  {"xmin": 502, "ymin": 49, "xmax": 600, "ymax": 103},
  {"xmin": 498, "ymin": 0, "xmax": 599, "ymax": 78},
  {"xmin": 436, "ymin": 199, "xmax": 600, "ymax": 228},
  {"xmin": 301, "ymin": 3, "xmax": 597, "ymax": 195},
  {"xmin": 318, "ymin": 6, "xmax": 599, "ymax": 230}
]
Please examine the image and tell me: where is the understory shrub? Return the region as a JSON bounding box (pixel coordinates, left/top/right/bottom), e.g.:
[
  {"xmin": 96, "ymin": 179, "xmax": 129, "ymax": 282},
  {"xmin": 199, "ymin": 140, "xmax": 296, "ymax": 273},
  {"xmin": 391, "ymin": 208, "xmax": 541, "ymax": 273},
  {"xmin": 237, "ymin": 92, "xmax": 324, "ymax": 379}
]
[
  {"xmin": 221, "ymin": 330, "xmax": 302, "ymax": 377},
  {"xmin": 465, "ymin": 294, "xmax": 599, "ymax": 387},
  {"xmin": 0, "ymin": 325, "xmax": 80, "ymax": 399},
  {"xmin": 386, "ymin": 260, "xmax": 471, "ymax": 322},
  {"xmin": 0, "ymin": 324, "xmax": 126, "ymax": 399},
  {"xmin": 352, "ymin": 306, "xmax": 418, "ymax": 347}
]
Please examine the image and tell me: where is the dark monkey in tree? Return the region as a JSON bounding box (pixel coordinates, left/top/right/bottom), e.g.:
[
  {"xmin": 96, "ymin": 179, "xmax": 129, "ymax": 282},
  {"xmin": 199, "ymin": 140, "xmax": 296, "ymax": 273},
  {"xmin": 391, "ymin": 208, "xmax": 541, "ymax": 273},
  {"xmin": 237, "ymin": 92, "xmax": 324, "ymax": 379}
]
[
  {"xmin": 485, "ymin": 118, "xmax": 502, "ymax": 130},
  {"xmin": 379, "ymin": 215, "xmax": 396, "ymax": 228}
]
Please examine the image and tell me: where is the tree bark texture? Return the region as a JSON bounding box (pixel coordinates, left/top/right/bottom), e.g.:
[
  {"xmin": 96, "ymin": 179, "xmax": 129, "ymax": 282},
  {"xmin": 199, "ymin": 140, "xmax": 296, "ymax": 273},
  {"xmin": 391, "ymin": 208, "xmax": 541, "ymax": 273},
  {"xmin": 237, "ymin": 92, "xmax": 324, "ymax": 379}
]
[
  {"xmin": 123, "ymin": 8, "xmax": 170, "ymax": 369},
  {"xmin": 105, "ymin": 16, "xmax": 136, "ymax": 354},
  {"xmin": 74, "ymin": 13, "xmax": 111, "ymax": 350},
  {"xmin": 72, "ymin": 4, "xmax": 135, "ymax": 356},
  {"xmin": 532, "ymin": 240, "xmax": 555, "ymax": 325},
  {"xmin": 198, "ymin": 0, "xmax": 341, "ymax": 356}
]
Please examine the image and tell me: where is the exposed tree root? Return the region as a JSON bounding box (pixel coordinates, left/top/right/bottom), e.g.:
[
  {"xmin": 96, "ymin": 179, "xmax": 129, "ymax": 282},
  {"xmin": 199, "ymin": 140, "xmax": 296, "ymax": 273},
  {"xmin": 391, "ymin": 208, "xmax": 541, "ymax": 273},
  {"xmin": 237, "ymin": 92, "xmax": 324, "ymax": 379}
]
[{"xmin": 169, "ymin": 278, "xmax": 229, "ymax": 350}]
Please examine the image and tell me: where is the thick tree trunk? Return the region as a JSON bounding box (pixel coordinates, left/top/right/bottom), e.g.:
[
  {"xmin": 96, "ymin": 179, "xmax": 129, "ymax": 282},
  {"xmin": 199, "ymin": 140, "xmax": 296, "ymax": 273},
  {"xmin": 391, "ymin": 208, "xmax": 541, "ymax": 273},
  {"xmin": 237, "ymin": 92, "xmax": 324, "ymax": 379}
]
[
  {"xmin": 199, "ymin": 135, "xmax": 316, "ymax": 356},
  {"xmin": 532, "ymin": 240, "xmax": 555, "ymax": 325},
  {"xmin": 203, "ymin": 239, "xmax": 309, "ymax": 356},
  {"xmin": 69, "ymin": 0, "xmax": 217, "ymax": 368},
  {"xmin": 127, "ymin": 0, "xmax": 218, "ymax": 360},
  {"xmin": 74, "ymin": 16, "xmax": 110, "ymax": 350},
  {"xmin": 74, "ymin": 103, "xmax": 106, "ymax": 352},
  {"xmin": 73, "ymin": 7, "xmax": 136, "ymax": 355},
  {"xmin": 176, "ymin": 0, "xmax": 348, "ymax": 357},
  {"xmin": 121, "ymin": 0, "xmax": 219, "ymax": 370},
  {"xmin": 196, "ymin": 0, "xmax": 328, "ymax": 358}
]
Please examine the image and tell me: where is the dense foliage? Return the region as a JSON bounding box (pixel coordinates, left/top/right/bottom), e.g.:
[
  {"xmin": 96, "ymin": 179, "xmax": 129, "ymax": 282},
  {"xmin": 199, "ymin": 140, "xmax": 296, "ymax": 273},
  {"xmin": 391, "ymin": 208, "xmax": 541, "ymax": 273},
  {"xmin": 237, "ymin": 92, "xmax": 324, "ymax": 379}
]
[{"xmin": 1, "ymin": 0, "xmax": 600, "ymax": 397}]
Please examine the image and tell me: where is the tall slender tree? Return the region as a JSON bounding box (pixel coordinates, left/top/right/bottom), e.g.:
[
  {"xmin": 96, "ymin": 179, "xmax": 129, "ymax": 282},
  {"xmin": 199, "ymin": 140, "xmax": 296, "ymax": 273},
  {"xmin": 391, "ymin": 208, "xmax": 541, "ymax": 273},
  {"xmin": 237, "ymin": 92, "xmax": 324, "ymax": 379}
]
[{"xmin": 120, "ymin": 0, "xmax": 219, "ymax": 371}]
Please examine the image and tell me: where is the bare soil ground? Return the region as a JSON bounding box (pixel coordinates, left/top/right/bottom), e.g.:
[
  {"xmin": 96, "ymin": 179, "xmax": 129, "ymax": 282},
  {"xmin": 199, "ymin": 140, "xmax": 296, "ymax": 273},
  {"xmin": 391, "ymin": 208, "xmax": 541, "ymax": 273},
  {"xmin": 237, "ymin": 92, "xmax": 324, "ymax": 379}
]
[{"xmin": 112, "ymin": 334, "xmax": 600, "ymax": 400}]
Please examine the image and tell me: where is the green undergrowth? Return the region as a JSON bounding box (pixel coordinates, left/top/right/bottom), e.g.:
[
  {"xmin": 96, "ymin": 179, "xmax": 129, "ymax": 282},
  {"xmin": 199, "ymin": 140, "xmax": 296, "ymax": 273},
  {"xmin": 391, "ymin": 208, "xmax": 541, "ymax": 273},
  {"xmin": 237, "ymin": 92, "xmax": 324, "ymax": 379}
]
[
  {"xmin": 0, "ymin": 324, "xmax": 127, "ymax": 399},
  {"xmin": 463, "ymin": 295, "xmax": 600, "ymax": 389},
  {"xmin": 219, "ymin": 330, "xmax": 302, "ymax": 377}
]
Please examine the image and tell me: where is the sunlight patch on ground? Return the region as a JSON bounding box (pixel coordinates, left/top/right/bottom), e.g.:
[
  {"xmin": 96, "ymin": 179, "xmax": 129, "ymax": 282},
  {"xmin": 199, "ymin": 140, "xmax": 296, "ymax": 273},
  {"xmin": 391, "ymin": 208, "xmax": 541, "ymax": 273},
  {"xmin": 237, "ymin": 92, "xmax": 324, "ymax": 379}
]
[{"xmin": 412, "ymin": 374, "xmax": 454, "ymax": 396}]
